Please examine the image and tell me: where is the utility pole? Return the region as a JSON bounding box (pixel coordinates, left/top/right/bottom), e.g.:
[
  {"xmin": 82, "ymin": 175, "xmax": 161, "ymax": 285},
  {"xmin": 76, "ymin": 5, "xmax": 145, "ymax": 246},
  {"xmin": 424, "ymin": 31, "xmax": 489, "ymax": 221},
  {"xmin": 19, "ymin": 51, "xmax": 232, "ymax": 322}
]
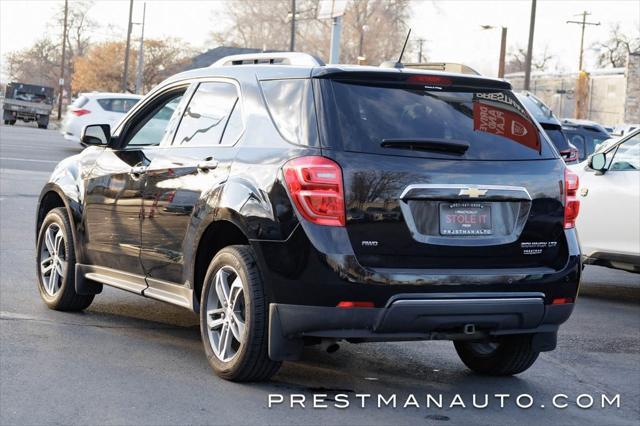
[
  {"xmin": 567, "ymin": 11, "xmax": 600, "ymax": 70},
  {"xmin": 497, "ymin": 27, "xmax": 507, "ymax": 78},
  {"xmin": 56, "ymin": 0, "xmax": 68, "ymax": 120},
  {"xmin": 289, "ymin": 0, "xmax": 296, "ymax": 51},
  {"xmin": 135, "ymin": 3, "xmax": 146, "ymax": 95},
  {"xmin": 523, "ymin": 0, "xmax": 537, "ymax": 90},
  {"xmin": 416, "ymin": 38, "xmax": 426, "ymax": 63},
  {"xmin": 122, "ymin": 0, "xmax": 134, "ymax": 92}
]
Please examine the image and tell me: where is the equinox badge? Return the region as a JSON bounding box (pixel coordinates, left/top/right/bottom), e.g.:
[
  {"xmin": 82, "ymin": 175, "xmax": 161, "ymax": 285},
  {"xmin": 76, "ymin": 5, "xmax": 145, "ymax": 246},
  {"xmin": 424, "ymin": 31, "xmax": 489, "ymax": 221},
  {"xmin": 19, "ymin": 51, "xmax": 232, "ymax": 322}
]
[{"xmin": 459, "ymin": 187, "xmax": 488, "ymax": 198}]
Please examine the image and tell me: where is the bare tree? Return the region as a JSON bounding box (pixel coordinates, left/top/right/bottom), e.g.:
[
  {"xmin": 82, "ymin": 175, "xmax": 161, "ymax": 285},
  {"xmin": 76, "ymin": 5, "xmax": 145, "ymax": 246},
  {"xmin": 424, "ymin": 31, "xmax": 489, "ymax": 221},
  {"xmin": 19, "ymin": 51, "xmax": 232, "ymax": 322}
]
[
  {"xmin": 4, "ymin": 39, "xmax": 61, "ymax": 88},
  {"xmin": 593, "ymin": 23, "xmax": 640, "ymax": 68},
  {"xmin": 505, "ymin": 44, "xmax": 554, "ymax": 74},
  {"xmin": 209, "ymin": 0, "xmax": 410, "ymax": 65}
]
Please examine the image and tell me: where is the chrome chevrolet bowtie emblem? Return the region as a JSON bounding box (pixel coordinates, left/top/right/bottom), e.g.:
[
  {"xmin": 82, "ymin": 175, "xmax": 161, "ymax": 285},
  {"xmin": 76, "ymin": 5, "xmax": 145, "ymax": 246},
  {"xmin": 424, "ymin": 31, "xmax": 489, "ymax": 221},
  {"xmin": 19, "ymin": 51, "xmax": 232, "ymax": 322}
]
[{"xmin": 459, "ymin": 187, "xmax": 488, "ymax": 198}]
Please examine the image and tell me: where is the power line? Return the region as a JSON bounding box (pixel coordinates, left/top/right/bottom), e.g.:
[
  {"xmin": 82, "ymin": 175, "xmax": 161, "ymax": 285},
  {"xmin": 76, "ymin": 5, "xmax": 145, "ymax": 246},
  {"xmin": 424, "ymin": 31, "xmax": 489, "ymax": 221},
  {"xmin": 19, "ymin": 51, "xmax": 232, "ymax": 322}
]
[{"xmin": 567, "ymin": 11, "xmax": 600, "ymax": 71}]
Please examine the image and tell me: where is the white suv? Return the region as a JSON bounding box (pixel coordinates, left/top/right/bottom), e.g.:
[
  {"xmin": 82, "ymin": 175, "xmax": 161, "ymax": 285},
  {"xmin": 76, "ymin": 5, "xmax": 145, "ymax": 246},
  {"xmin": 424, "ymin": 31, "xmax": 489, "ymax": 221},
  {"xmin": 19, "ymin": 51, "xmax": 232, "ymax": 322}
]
[
  {"xmin": 61, "ymin": 93, "xmax": 141, "ymax": 144},
  {"xmin": 573, "ymin": 129, "xmax": 640, "ymax": 273}
]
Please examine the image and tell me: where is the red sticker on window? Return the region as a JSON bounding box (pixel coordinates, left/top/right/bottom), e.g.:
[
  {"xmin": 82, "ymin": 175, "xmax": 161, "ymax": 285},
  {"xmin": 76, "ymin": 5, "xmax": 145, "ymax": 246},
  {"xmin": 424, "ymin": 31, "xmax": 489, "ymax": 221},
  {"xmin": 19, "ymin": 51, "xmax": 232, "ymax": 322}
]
[{"xmin": 473, "ymin": 101, "xmax": 540, "ymax": 151}]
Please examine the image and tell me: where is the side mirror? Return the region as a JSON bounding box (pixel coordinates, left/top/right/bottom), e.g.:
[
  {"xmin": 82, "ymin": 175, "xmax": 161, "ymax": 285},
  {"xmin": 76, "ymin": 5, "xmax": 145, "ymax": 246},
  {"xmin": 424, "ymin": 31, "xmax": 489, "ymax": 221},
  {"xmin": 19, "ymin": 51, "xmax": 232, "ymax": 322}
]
[
  {"xmin": 589, "ymin": 152, "xmax": 607, "ymax": 174},
  {"xmin": 81, "ymin": 124, "xmax": 111, "ymax": 146}
]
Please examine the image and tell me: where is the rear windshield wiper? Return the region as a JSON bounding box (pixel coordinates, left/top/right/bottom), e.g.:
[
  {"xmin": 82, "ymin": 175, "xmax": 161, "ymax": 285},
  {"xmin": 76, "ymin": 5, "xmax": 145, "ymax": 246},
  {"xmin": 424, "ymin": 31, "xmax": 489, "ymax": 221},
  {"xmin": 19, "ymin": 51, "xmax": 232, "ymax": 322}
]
[{"xmin": 380, "ymin": 138, "xmax": 469, "ymax": 155}]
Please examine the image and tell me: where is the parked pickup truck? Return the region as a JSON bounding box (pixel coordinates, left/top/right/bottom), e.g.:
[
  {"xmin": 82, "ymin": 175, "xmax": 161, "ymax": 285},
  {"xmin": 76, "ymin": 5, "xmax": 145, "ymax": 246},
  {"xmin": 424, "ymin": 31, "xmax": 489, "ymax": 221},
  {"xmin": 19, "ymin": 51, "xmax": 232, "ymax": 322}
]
[{"xmin": 3, "ymin": 82, "xmax": 54, "ymax": 129}]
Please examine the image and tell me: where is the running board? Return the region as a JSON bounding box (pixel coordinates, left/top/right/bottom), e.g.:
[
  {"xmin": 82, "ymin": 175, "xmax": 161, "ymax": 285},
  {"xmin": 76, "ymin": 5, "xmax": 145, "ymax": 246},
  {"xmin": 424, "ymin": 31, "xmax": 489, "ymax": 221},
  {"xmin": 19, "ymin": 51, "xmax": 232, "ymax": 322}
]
[{"xmin": 75, "ymin": 264, "xmax": 194, "ymax": 311}]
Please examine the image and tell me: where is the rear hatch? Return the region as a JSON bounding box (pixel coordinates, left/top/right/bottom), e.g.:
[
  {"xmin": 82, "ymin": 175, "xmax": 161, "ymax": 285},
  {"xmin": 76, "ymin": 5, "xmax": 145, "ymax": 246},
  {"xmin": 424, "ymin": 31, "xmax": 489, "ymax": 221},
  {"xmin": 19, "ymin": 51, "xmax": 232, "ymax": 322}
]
[{"xmin": 315, "ymin": 71, "xmax": 568, "ymax": 270}]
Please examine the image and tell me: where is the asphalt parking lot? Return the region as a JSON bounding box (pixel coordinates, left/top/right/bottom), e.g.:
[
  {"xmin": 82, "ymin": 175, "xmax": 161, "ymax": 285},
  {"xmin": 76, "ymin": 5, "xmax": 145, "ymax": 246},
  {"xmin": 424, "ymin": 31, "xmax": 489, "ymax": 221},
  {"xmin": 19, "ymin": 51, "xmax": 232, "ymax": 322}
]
[{"xmin": 1, "ymin": 122, "xmax": 639, "ymax": 425}]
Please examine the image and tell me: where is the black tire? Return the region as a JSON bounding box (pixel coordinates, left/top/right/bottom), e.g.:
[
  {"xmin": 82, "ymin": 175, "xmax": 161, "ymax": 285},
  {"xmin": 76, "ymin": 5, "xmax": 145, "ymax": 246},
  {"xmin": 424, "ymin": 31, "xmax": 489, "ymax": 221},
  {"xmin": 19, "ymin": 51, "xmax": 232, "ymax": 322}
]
[
  {"xmin": 454, "ymin": 335, "xmax": 540, "ymax": 376},
  {"xmin": 36, "ymin": 207, "xmax": 94, "ymax": 311},
  {"xmin": 38, "ymin": 124, "xmax": 47, "ymax": 129},
  {"xmin": 9, "ymin": 120, "xmax": 16, "ymax": 125},
  {"xmin": 199, "ymin": 245, "xmax": 281, "ymax": 381}
]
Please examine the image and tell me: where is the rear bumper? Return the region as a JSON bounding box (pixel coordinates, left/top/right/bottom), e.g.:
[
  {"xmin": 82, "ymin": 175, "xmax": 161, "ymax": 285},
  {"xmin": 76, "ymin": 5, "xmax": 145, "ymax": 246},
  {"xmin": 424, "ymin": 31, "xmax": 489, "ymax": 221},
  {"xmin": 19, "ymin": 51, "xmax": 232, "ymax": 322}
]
[{"xmin": 269, "ymin": 293, "xmax": 574, "ymax": 360}]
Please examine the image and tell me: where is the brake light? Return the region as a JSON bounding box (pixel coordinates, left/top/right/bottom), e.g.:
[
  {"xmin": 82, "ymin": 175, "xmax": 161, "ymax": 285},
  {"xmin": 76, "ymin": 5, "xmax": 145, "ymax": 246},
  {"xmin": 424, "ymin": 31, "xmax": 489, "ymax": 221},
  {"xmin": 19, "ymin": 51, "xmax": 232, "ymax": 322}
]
[
  {"xmin": 564, "ymin": 169, "xmax": 580, "ymax": 229},
  {"xmin": 283, "ymin": 156, "xmax": 345, "ymax": 227},
  {"xmin": 561, "ymin": 148, "xmax": 578, "ymax": 163},
  {"xmin": 71, "ymin": 108, "xmax": 91, "ymax": 116},
  {"xmin": 337, "ymin": 301, "xmax": 375, "ymax": 308},
  {"xmin": 406, "ymin": 75, "xmax": 452, "ymax": 86}
]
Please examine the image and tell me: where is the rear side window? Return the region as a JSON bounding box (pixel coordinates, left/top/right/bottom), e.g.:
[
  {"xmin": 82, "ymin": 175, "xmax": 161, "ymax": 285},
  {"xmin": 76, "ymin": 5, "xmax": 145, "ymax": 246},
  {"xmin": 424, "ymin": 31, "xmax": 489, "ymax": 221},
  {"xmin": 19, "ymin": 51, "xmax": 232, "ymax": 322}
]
[
  {"xmin": 260, "ymin": 79, "xmax": 319, "ymax": 146},
  {"xmin": 97, "ymin": 98, "xmax": 139, "ymax": 113},
  {"xmin": 542, "ymin": 126, "xmax": 570, "ymax": 151},
  {"xmin": 321, "ymin": 81, "xmax": 555, "ymax": 160},
  {"xmin": 71, "ymin": 96, "xmax": 89, "ymax": 108},
  {"xmin": 173, "ymin": 81, "xmax": 241, "ymax": 147}
]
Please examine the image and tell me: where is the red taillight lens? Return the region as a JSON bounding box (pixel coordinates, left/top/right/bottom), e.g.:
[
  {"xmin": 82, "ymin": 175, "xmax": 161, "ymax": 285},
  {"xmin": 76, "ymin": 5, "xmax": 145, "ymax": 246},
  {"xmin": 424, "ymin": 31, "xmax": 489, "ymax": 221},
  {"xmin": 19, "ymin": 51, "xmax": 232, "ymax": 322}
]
[
  {"xmin": 283, "ymin": 156, "xmax": 345, "ymax": 227},
  {"xmin": 337, "ymin": 301, "xmax": 375, "ymax": 308},
  {"xmin": 406, "ymin": 75, "xmax": 453, "ymax": 86},
  {"xmin": 564, "ymin": 168, "xmax": 580, "ymax": 229},
  {"xmin": 71, "ymin": 108, "xmax": 91, "ymax": 116}
]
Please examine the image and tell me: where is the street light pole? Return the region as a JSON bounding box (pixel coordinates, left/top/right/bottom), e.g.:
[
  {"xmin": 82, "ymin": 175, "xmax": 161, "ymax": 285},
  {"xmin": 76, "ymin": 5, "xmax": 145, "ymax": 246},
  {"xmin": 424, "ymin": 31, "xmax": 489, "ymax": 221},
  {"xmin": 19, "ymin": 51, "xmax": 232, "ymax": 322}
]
[
  {"xmin": 524, "ymin": 0, "xmax": 537, "ymax": 90},
  {"xmin": 135, "ymin": 3, "xmax": 146, "ymax": 95},
  {"xmin": 567, "ymin": 11, "xmax": 600, "ymax": 71},
  {"xmin": 56, "ymin": 0, "xmax": 68, "ymax": 121},
  {"xmin": 122, "ymin": 0, "xmax": 134, "ymax": 92}
]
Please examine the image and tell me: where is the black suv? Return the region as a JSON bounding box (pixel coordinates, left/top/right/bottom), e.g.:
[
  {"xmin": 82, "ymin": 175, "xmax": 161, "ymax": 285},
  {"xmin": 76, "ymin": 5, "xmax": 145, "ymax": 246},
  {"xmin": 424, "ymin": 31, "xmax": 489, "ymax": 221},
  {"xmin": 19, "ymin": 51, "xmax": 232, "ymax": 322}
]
[{"xmin": 36, "ymin": 53, "xmax": 581, "ymax": 381}]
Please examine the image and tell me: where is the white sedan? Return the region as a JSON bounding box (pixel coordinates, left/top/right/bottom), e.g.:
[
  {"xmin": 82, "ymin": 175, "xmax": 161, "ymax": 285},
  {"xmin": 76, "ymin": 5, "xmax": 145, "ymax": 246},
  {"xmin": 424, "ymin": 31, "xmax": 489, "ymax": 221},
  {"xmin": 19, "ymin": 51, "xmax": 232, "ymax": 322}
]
[
  {"xmin": 571, "ymin": 129, "xmax": 640, "ymax": 273},
  {"xmin": 61, "ymin": 93, "xmax": 142, "ymax": 144}
]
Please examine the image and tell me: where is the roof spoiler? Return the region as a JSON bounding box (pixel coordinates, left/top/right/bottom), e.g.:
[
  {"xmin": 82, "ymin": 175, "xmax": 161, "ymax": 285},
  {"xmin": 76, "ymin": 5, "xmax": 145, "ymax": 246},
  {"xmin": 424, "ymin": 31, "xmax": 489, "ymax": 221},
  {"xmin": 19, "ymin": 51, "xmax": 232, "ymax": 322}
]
[{"xmin": 211, "ymin": 52, "xmax": 325, "ymax": 67}]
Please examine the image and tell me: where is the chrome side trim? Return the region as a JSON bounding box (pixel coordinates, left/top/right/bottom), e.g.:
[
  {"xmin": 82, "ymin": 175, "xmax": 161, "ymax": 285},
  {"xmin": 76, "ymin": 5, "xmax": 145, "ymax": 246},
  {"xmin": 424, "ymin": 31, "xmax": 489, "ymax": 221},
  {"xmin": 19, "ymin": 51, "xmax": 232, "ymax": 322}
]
[{"xmin": 82, "ymin": 265, "xmax": 147, "ymax": 295}]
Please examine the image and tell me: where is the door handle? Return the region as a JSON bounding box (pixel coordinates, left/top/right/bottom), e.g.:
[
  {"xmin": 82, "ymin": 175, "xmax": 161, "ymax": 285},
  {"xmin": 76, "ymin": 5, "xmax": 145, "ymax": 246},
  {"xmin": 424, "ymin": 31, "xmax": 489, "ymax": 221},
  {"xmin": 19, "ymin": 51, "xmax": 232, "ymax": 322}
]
[
  {"xmin": 130, "ymin": 165, "xmax": 147, "ymax": 177},
  {"xmin": 197, "ymin": 157, "xmax": 218, "ymax": 172}
]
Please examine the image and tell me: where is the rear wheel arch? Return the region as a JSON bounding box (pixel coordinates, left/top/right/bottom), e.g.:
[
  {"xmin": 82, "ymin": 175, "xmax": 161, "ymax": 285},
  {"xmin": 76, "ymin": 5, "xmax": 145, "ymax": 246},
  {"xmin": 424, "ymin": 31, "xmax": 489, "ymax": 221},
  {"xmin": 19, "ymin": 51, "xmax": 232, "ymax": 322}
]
[{"xmin": 193, "ymin": 219, "xmax": 250, "ymax": 312}]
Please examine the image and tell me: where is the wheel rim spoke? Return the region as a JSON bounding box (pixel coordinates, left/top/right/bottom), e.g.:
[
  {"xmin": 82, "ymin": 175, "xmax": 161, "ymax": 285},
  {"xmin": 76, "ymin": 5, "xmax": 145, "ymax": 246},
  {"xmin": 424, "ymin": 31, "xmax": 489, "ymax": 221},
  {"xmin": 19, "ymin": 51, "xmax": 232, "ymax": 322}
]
[
  {"xmin": 45, "ymin": 227, "xmax": 56, "ymax": 255},
  {"xmin": 54, "ymin": 230, "xmax": 64, "ymax": 255},
  {"xmin": 215, "ymin": 271, "xmax": 230, "ymax": 306},
  {"xmin": 229, "ymin": 312, "xmax": 245, "ymax": 341},
  {"xmin": 41, "ymin": 257, "xmax": 54, "ymax": 274}
]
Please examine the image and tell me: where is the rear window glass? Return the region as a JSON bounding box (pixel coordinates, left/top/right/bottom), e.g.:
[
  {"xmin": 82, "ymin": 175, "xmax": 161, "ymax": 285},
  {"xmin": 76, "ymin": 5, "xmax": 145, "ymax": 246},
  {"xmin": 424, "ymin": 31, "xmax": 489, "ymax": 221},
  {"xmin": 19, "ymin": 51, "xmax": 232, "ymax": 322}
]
[
  {"xmin": 97, "ymin": 98, "xmax": 139, "ymax": 113},
  {"xmin": 322, "ymin": 81, "xmax": 555, "ymax": 160}
]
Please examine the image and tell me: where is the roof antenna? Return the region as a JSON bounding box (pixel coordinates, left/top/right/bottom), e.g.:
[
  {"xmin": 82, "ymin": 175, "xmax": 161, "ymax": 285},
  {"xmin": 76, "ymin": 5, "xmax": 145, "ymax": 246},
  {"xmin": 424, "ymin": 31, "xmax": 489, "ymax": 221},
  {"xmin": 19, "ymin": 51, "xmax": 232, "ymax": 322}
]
[{"xmin": 397, "ymin": 28, "xmax": 411, "ymax": 67}]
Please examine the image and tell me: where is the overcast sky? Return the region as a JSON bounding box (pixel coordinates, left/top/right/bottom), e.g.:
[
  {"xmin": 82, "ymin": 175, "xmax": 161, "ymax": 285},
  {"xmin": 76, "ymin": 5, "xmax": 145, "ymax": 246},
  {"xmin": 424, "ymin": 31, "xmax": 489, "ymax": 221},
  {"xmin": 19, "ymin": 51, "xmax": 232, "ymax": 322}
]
[{"xmin": 1, "ymin": 0, "xmax": 638, "ymax": 80}]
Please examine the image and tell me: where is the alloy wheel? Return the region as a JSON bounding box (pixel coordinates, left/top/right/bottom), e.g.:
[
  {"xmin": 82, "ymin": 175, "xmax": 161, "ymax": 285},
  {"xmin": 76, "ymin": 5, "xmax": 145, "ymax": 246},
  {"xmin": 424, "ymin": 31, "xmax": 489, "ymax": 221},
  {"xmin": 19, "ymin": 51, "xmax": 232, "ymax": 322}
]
[
  {"xmin": 205, "ymin": 266, "xmax": 246, "ymax": 362},
  {"xmin": 39, "ymin": 223, "xmax": 66, "ymax": 296}
]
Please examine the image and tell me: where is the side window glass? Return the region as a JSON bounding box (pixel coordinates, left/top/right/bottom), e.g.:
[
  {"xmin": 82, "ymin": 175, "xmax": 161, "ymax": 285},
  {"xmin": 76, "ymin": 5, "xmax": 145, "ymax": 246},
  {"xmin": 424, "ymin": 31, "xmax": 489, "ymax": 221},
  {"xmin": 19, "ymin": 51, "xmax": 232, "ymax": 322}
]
[
  {"xmin": 220, "ymin": 100, "xmax": 243, "ymax": 145},
  {"xmin": 173, "ymin": 82, "xmax": 239, "ymax": 147},
  {"xmin": 127, "ymin": 94, "xmax": 183, "ymax": 147},
  {"xmin": 610, "ymin": 135, "xmax": 640, "ymax": 171}
]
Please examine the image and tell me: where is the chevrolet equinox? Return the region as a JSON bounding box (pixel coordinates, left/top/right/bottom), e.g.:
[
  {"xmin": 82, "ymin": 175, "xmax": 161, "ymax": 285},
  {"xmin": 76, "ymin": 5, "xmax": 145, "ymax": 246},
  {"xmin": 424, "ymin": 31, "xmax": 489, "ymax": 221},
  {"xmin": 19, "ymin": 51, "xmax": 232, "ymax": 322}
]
[{"xmin": 35, "ymin": 53, "xmax": 581, "ymax": 381}]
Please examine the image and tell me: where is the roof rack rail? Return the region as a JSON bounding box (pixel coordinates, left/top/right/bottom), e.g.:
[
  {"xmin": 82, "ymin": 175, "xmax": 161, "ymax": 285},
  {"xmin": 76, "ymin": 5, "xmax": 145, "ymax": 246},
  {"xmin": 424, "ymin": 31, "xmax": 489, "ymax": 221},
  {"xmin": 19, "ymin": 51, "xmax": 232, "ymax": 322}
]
[{"xmin": 211, "ymin": 52, "xmax": 325, "ymax": 67}]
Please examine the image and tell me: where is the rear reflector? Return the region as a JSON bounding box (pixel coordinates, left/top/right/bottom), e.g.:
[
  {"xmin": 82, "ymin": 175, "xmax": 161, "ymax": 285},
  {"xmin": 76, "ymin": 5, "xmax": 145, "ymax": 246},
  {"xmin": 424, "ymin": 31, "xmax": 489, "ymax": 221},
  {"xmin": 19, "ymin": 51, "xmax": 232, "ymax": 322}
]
[
  {"xmin": 282, "ymin": 156, "xmax": 345, "ymax": 227},
  {"xmin": 337, "ymin": 301, "xmax": 375, "ymax": 308},
  {"xmin": 564, "ymin": 169, "xmax": 580, "ymax": 229},
  {"xmin": 551, "ymin": 297, "xmax": 574, "ymax": 305},
  {"xmin": 71, "ymin": 108, "xmax": 91, "ymax": 116}
]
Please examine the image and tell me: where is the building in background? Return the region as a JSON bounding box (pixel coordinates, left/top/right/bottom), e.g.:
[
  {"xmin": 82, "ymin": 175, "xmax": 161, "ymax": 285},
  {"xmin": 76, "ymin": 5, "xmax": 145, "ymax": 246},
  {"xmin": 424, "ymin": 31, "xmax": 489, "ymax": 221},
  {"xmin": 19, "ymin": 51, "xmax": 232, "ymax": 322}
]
[{"xmin": 507, "ymin": 52, "xmax": 639, "ymax": 126}]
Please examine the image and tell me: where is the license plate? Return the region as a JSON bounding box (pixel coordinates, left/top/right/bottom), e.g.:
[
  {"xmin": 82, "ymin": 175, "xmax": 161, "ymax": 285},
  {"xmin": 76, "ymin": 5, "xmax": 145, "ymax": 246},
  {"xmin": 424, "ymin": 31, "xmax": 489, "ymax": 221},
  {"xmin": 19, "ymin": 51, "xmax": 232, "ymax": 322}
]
[{"xmin": 439, "ymin": 202, "xmax": 492, "ymax": 236}]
